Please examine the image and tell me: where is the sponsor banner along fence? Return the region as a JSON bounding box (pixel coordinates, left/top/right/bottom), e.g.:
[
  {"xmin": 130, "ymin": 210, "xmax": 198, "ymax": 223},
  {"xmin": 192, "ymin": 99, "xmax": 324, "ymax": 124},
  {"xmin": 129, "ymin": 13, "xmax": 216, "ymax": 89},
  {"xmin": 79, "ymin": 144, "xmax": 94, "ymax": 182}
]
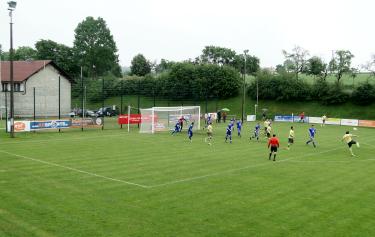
[
  {"xmin": 8, "ymin": 121, "xmax": 31, "ymax": 132},
  {"xmin": 118, "ymin": 114, "xmax": 142, "ymax": 124},
  {"xmin": 309, "ymin": 117, "xmax": 323, "ymax": 124},
  {"xmin": 247, "ymin": 115, "xmax": 256, "ymax": 122},
  {"xmin": 273, "ymin": 115, "xmax": 375, "ymax": 128},
  {"xmin": 275, "ymin": 115, "xmax": 293, "ymax": 122},
  {"xmin": 71, "ymin": 118, "xmax": 103, "ymax": 128},
  {"xmin": 341, "ymin": 119, "xmax": 359, "ymax": 126},
  {"xmin": 30, "ymin": 120, "xmax": 71, "ymax": 130},
  {"xmin": 325, "ymin": 118, "xmax": 341, "ymax": 125},
  {"xmin": 359, "ymin": 120, "xmax": 375, "ymax": 128},
  {"xmin": 293, "ymin": 116, "xmax": 309, "ymax": 123}
]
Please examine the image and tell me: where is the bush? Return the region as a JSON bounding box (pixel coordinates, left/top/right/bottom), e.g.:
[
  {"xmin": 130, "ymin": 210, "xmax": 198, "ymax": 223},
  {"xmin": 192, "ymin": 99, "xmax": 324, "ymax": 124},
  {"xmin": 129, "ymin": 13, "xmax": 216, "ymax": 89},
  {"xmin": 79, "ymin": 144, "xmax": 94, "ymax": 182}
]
[
  {"xmin": 352, "ymin": 82, "xmax": 375, "ymax": 105},
  {"xmin": 248, "ymin": 71, "xmax": 311, "ymax": 101},
  {"xmin": 320, "ymin": 82, "xmax": 349, "ymax": 105}
]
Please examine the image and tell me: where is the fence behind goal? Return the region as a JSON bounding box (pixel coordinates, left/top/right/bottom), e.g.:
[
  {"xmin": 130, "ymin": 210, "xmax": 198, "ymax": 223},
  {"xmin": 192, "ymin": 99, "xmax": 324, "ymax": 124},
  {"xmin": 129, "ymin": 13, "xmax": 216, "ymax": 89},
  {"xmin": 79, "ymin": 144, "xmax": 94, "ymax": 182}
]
[{"xmin": 140, "ymin": 106, "xmax": 201, "ymax": 133}]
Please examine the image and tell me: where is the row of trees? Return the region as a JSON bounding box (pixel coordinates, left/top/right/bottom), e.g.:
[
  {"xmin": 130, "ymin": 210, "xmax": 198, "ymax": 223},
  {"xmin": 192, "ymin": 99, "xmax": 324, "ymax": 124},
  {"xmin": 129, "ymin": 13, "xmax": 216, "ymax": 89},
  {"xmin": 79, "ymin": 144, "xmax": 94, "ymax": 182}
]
[
  {"xmin": 278, "ymin": 46, "xmax": 375, "ymax": 83},
  {"xmin": 248, "ymin": 70, "xmax": 375, "ymax": 105},
  {"xmin": 84, "ymin": 62, "xmax": 242, "ymax": 102},
  {"xmin": 0, "ymin": 17, "xmax": 121, "ymax": 78},
  {"xmin": 129, "ymin": 46, "xmax": 260, "ymax": 77}
]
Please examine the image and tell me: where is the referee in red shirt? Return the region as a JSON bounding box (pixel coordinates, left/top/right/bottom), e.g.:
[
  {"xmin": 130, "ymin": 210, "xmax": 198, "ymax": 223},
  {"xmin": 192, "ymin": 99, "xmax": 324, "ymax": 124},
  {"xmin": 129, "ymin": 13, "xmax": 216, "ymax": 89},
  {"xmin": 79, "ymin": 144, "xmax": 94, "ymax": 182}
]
[{"xmin": 268, "ymin": 134, "xmax": 280, "ymax": 161}]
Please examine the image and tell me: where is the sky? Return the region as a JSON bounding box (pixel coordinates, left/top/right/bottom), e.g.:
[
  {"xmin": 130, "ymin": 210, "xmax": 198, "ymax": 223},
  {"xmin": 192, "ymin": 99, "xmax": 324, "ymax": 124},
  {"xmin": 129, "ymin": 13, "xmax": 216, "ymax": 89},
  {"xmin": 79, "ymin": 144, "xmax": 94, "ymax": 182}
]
[{"xmin": 0, "ymin": 0, "xmax": 374, "ymax": 68}]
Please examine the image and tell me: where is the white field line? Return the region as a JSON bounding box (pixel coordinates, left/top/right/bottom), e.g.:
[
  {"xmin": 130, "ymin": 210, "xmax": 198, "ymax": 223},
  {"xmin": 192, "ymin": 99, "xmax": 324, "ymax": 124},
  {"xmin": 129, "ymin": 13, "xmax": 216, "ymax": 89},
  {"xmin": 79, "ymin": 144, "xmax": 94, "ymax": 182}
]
[
  {"xmin": 148, "ymin": 147, "xmax": 345, "ymax": 188},
  {"xmin": 0, "ymin": 150, "xmax": 150, "ymax": 189}
]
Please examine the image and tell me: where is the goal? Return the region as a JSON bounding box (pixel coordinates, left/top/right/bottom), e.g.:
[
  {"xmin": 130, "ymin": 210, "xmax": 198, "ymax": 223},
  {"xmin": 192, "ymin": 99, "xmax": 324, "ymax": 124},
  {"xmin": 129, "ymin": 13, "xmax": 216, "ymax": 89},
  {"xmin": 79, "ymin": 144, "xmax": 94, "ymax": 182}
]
[{"xmin": 139, "ymin": 106, "xmax": 201, "ymax": 133}]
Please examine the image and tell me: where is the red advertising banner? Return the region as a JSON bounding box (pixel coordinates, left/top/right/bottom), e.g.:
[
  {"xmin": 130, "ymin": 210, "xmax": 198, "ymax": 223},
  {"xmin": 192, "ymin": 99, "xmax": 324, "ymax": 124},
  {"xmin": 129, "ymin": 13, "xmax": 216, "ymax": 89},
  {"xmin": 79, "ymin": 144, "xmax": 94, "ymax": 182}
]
[
  {"xmin": 358, "ymin": 120, "xmax": 375, "ymax": 128},
  {"xmin": 118, "ymin": 114, "xmax": 142, "ymax": 124}
]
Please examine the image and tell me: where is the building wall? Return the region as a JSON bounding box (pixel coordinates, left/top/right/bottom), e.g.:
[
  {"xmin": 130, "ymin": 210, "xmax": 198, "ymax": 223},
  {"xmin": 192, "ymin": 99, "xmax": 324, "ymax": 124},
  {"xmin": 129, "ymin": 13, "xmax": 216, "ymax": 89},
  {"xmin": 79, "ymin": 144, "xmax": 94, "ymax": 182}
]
[{"xmin": 0, "ymin": 65, "xmax": 71, "ymax": 118}]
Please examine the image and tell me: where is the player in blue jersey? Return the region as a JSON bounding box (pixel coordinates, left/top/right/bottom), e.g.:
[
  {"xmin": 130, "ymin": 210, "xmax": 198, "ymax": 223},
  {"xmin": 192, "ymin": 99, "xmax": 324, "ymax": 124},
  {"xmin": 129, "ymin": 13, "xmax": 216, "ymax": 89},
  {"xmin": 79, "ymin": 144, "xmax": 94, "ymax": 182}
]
[
  {"xmin": 187, "ymin": 122, "xmax": 194, "ymax": 142},
  {"xmin": 171, "ymin": 121, "xmax": 181, "ymax": 135},
  {"xmin": 306, "ymin": 124, "xmax": 317, "ymax": 148},
  {"xmin": 250, "ymin": 123, "xmax": 261, "ymax": 141},
  {"xmin": 225, "ymin": 121, "xmax": 234, "ymax": 143},
  {"xmin": 236, "ymin": 119, "xmax": 242, "ymax": 137}
]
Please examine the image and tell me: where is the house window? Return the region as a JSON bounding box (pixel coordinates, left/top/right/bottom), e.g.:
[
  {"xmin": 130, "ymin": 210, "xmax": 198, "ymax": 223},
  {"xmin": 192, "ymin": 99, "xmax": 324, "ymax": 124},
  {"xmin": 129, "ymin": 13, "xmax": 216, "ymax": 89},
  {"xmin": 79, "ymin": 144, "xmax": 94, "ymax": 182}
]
[
  {"xmin": 14, "ymin": 83, "xmax": 21, "ymax": 92},
  {"xmin": 1, "ymin": 83, "xmax": 24, "ymax": 92},
  {"xmin": 2, "ymin": 83, "xmax": 9, "ymax": 92}
]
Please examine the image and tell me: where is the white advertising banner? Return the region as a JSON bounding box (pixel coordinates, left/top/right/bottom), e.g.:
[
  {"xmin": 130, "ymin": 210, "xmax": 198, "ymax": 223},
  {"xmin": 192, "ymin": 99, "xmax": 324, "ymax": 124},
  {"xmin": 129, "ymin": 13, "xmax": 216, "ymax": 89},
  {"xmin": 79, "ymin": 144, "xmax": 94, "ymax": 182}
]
[
  {"xmin": 247, "ymin": 115, "xmax": 256, "ymax": 122},
  {"xmin": 326, "ymin": 118, "xmax": 341, "ymax": 125},
  {"xmin": 309, "ymin": 117, "xmax": 323, "ymax": 124},
  {"xmin": 341, "ymin": 119, "xmax": 359, "ymax": 126},
  {"xmin": 7, "ymin": 120, "xmax": 31, "ymax": 132}
]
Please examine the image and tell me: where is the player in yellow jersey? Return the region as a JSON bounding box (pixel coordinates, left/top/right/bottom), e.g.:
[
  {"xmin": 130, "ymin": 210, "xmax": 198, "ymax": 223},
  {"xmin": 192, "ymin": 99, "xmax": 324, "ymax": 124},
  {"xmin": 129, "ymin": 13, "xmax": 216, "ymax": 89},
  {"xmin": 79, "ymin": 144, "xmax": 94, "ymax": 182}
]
[
  {"xmin": 205, "ymin": 122, "xmax": 213, "ymax": 145},
  {"xmin": 342, "ymin": 131, "xmax": 360, "ymax": 156},
  {"xmin": 287, "ymin": 126, "xmax": 295, "ymax": 150}
]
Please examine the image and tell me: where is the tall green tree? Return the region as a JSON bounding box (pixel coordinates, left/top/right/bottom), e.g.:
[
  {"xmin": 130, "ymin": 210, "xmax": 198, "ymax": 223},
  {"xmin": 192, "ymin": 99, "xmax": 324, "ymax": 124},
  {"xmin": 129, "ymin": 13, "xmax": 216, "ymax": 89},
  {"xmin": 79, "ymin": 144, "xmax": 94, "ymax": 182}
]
[
  {"xmin": 35, "ymin": 39, "xmax": 78, "ymax": 77},
  {"xmin": 282, "ymin": 46, "xmax": 309, "ymax": 79},
  {"xmin": 73, "ymin": 16, "xmax": 121, "ymax": 77},
  {"xmin": 232, "ymin": 54, "xmax": 260, "ymax": 75},
  {"xmin": 306, "ymin": 56, "xmax": 326, "ymax": 78},
  {"xmin": 199, "ymin": 46, "xmax": 237, "ymax": 66},
  {"xmin": 130, "ymin": 54, "xmax": 151, "ymax": 76},
  {"xmin": 329, "ymin": 50, "xmax": 354, "ymax": 82},
  {"xmin": 14, "ymin": 46, "xmax": 37, "ymax": 60}
]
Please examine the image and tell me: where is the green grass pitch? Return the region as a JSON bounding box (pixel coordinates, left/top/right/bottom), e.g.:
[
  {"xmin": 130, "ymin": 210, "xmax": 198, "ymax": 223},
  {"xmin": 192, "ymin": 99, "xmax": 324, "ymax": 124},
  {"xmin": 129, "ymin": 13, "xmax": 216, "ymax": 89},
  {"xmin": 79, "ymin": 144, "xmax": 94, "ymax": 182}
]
[{"xmin": 1, "ymin": 121, "xmax": 375, "ymax": 236}]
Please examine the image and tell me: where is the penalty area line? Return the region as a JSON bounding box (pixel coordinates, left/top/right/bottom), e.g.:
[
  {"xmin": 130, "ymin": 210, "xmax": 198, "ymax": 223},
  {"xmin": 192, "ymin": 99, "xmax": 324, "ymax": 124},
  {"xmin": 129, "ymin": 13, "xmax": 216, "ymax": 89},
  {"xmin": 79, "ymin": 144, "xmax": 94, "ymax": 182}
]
[{"xmin": 0, "ymin": 150, "xmax": 150, "ymax": 189}]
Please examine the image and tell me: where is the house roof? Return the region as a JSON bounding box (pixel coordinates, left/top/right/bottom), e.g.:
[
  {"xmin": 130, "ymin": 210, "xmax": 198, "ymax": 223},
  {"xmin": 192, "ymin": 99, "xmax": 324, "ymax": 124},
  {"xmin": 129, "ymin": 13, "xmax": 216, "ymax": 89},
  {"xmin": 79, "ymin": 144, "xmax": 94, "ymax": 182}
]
[{"xmin": 0, "ymin": 60, "xmax": 73, "ymax": 83}]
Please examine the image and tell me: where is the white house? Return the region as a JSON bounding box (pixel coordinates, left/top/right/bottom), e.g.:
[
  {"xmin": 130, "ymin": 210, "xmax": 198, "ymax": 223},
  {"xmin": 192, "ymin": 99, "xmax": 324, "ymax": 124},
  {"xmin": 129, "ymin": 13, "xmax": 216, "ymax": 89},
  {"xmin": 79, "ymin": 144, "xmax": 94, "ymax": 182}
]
[{"xmin": 0, "ymin": 60, "xmax": 72, "ymax": 117}]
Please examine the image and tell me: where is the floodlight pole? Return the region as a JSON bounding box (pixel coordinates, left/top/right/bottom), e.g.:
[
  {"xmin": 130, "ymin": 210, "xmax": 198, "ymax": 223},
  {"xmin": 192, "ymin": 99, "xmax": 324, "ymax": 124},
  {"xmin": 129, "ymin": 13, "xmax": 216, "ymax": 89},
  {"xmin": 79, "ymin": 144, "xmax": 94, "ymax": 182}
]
[
  {"xmin": 8, "ymin": 4, "xmax": 16, "ymax": 138},
  {"xmin": 241, "ymin": 50, "xmax": 249, "ymax": 122}
]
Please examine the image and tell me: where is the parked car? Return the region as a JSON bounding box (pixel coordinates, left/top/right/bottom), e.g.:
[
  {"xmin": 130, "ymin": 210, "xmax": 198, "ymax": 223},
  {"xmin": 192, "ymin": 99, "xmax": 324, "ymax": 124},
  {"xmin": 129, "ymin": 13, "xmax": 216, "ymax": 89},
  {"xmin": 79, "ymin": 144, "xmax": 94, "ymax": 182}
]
[
  {"xmin": 96, "ymin": 107, "xmax": 117, "ymax": 117},
  {"xmin": 69, "ymin": 109, "xmax": 97, "ymax": 118}
]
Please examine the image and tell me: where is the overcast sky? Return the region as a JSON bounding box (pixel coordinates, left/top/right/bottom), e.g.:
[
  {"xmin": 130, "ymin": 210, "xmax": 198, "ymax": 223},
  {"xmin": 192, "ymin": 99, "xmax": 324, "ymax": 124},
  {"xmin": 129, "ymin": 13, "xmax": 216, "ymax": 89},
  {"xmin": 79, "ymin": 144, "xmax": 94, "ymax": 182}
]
[{"xmin": 0, "ymin": 0, "xmax": 374, "ymax": 68}]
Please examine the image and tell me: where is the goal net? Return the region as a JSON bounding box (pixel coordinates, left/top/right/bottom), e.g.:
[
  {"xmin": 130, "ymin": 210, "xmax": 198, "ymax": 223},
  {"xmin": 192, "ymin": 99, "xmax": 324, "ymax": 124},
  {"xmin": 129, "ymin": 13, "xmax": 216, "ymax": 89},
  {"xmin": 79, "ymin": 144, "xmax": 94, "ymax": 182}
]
[{"xmin": 139, "ymin": 106, "xmax": 201, "ymax": 133}]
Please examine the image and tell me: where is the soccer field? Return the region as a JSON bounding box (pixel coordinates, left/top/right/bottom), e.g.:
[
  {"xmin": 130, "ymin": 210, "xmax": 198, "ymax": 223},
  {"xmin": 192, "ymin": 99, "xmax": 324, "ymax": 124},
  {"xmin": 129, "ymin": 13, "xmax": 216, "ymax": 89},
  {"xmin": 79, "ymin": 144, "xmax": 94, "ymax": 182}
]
[{"xmin": 1, "ymin": 122, "xmax": 375, "ymax": 236}]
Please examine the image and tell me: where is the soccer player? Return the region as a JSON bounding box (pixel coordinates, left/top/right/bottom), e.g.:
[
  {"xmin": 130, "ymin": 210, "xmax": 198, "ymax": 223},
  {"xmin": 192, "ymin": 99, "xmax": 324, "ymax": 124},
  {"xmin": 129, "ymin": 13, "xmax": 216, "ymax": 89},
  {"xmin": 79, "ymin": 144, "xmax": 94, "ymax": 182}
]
[
  {"xmin": 342, "ymin": 131, "xmax": 360, "ymax": 156},
  {"xmin": 287, "ymin": 126, "xmax": 295, "ymax": 150},
  {"xmin": 236, "ymin": 119, "xmax": 242, "ymax": 137},
  {"xmin": 299, "ymin": 112, "xmax": 305, "ymax": 123},
  {"xmin": 205, "ymin": 122, "xmax": 213, "ymax": 145},
  {"xmin": 187, "ymin": 122, "xmax": 194, "ymax": 142},
  {"xmin": 264, "ymin": 119, "xmax": 270, "ymax": 135},
  {"xmin": 250, "ymin": 123, "xmax": 261, "ymax": 141},
  {"xmin": 306, "ymin": 124, "xmax": 317, "ymax": 148},
  {"xmin": 179, "ymin": 116, "xmax": 186, "ymax": 132},
  {"xmin": 268, "ymin": 134, "xmax": 280, "ymax": 161},
  {"xmin": 225, "ymin": 121, "xmax": 234, "ymax": 143},
  {"xmin": 171, "ymin": 121, "xmax": 181, "ymax": 135},
  {"xmin": 321, "ymin": 114, "xmax": 327, "ymax": 127},
  {"xmin": 266, "ymin": 124, "xmax": 272, "ymax": 140}
]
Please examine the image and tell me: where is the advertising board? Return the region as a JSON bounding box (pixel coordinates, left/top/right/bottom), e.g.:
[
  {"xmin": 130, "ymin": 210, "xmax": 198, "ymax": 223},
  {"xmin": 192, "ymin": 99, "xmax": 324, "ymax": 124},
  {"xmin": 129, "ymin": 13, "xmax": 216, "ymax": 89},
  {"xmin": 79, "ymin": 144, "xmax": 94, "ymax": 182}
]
[
  {"xmin": 30, "ymin": 120, "xmax": 71, "ymax": 130},
  {"xmin": 309, "ymin": 117, "xmax": 323, "ymax": 124},
  {"xmin": 7, "ymin": 121, "xmax": 31, "ymax": 132},
  {"xmin": 274, "ymin": 115, "xmax": 293, "ymax": 122},
  {"xmin": 325, "ymin": 118, "xmax": 341, "ymax": 125},
  {"xmin": 70, "ymin": 118, "xmax": 103, "ymax": 128},
  {"xmin": 247, "ymin": 115, "xmax": 256, "ymax": 122},
  {"xmin": 341, "ymin": 119, "xmax": 359, "ymax": 126},
  {"xmin": 358, "ymin": 120, "xmax": 375, "ymax": 128},
  {"xmin": 118, "ymin": 114, "xmax": 142, "ymax": 124}
]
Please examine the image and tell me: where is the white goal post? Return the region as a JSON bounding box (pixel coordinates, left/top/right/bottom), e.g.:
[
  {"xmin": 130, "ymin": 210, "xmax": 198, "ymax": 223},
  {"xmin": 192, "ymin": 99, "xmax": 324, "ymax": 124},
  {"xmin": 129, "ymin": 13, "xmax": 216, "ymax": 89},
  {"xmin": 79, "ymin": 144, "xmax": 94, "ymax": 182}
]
[{"xmin": 140, "ymin": 106, "xmax": 201, "ymax": 133}]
